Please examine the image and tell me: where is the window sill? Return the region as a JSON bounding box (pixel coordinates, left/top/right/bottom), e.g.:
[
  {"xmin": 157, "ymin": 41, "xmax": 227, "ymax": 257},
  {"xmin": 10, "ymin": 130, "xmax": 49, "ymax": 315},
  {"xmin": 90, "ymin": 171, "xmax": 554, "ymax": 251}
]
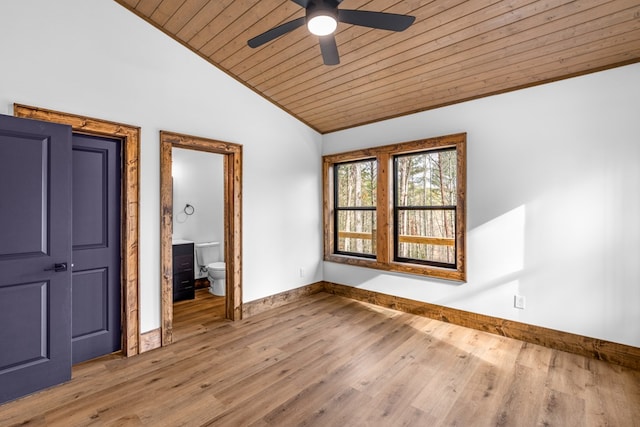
[{"xmin": 324, "ymin": 254, "xmax": 466, "ymax": 282}]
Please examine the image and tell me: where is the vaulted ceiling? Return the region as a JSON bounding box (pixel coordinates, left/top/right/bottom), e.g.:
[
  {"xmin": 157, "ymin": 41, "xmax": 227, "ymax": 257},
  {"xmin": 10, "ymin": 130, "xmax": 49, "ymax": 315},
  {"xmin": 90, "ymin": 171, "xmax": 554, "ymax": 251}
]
[{"xmin": 114, "ymin": 0, "xmax": 640, "ymax": 133}]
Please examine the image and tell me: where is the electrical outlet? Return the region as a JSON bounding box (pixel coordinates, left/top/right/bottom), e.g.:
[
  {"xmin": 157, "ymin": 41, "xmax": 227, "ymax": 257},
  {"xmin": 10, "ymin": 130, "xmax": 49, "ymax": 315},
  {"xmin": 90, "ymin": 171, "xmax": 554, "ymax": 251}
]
[
  {"xmin": 299, "ymin": 267, "xmax": 305, "ymax": 278},
  {"xmin": 514, "ymin": 295, "xmax": 526, "ymax": 310}
]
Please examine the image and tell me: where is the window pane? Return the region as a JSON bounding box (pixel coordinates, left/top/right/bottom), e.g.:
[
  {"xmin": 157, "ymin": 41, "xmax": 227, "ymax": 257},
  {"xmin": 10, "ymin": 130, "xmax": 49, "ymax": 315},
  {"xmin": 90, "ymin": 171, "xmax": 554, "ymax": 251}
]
[
  {"xmin": 336, "ymin": 160, "xmax": 377, "ymax": 207},
  {"xmin": 337, "ymin": 210, "xmax": 376, "ymax": 255},
  {"xmin": 397, "ymin": 209, "xmax": 455, "ymax": 265},
  {"xmin": 396, "ymin": 149, "xmax": 457, "ymax": 207}
]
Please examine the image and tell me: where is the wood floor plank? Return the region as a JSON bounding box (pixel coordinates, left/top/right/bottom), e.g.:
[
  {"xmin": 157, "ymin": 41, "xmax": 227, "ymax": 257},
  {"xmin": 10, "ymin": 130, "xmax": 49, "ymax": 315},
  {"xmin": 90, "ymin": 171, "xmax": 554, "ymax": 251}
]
[
  {"xmin": 538, "ymin": 388, "xmax": 587, "ymax": 426},
  {"xmin": 437, "ymin": 336, "xmax": 525, "ymax": 425},
  {"xmin": 546, "ymin": 350, "xmax": 590, "ymax": 400},
  {"xmin": 516, "ymin": 340, "xmax": 554, "ymax": 370},
  {"xmin": 1, "ymin": 291, "xmax": 638, "ymax": 426},
  {"xmin": 409, "ymin": 331, "xmax": 491, "ymax": 421},
  {"xmin": 584, "ymin": 360, "xmax": 640, "ymax": 426},
  {"xmin": 361, "ymin": 362, "xmax": 434, "ymax": 425},
  {"xmin": 351, "ymin": 319, "xmax": 446, "ymax": 396},
  {"xmin": 483, "ymin": 364, "xmax": 547, "ymax": 427},
  {"xmin": 296, "ymin": 386, "xmax": 374, "ymax": 427}
]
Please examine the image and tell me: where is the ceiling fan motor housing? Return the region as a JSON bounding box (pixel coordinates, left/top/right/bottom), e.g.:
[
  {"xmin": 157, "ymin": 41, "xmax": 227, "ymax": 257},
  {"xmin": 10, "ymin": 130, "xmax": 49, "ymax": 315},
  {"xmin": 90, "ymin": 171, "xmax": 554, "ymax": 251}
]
[{"xmin": 306, "ymin": 0, "xmax": 339, "ymax": 26}]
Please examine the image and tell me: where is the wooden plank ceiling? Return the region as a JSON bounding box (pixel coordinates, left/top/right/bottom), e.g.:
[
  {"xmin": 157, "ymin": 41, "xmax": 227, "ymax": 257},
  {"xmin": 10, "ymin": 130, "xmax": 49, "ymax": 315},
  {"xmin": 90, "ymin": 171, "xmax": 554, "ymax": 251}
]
[{"xmin": 114, "ymin": 0, "xmax": 640, "ymax": 133}]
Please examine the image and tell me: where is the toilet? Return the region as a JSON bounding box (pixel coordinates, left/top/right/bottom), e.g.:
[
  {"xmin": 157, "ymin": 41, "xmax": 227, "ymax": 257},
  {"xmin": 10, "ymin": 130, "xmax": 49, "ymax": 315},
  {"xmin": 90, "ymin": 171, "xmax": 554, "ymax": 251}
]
[{"xmin": 195, "ymin": 242, "xmax": 226, "ymax": 296}]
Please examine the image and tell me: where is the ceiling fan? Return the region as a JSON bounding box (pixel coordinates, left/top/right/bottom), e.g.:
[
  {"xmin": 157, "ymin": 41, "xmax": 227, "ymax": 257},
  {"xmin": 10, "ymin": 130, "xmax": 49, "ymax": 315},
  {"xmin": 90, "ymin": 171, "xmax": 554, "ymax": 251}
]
[{"xmin": 247, "ymin": 0, "xmax": 416, "ymax": 65}]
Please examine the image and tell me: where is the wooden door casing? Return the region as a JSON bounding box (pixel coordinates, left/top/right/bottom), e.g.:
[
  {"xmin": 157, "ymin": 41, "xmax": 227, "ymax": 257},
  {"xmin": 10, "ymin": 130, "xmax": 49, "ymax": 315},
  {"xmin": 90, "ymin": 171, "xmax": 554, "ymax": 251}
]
[{"xmin": 13, "ymin": 104, "xmax": 140, "ymax": 358}]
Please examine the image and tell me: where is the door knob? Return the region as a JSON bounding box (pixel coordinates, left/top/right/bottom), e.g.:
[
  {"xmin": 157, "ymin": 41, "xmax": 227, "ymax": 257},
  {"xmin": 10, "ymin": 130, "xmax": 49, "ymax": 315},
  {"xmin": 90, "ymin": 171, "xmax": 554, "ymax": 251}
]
[{"xmin": 44, "ymin": 263, "xmax": 68, "ymax": 272}]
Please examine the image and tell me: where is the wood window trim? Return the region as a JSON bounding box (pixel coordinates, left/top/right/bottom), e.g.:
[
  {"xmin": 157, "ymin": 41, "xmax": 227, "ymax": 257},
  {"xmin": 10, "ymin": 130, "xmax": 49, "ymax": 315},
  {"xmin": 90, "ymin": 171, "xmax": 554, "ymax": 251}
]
[
  {"xmin": 159, "ymin": 131, "xmax": 243, "ymax": 347},
  {"xmin": 323, "ymin": 133, "xmax": 466, "ymax": 282},
  {"xmin": 14, "ymin": 103, "xmax": 141, "ymax": 356}
]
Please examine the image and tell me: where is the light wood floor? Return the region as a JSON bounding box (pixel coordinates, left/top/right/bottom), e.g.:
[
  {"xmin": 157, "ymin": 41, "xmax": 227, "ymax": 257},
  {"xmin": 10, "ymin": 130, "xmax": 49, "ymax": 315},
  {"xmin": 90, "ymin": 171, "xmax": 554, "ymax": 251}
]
[
  {"xmin": 173, "ymin": 289, "xmax": 225, "ymax": 342},
  {"xmin": 1, "ymin": 291, "xmax": 639, "ymax": 426}
]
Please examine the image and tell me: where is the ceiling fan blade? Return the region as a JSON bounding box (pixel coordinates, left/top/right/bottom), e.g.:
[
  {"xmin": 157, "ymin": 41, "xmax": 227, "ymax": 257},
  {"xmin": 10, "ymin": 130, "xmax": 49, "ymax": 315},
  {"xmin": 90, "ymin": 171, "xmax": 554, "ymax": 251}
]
[
  {"xmin": 337, "ymin": 9, "xmax": 415, "ymax": 32},
  {"xmin": 319, "ymin": 35, "xmax": 339, "ymax": 65},
  {"xmin": 247, "ymin": 17, "xmax": 306, "ymax": 48}
]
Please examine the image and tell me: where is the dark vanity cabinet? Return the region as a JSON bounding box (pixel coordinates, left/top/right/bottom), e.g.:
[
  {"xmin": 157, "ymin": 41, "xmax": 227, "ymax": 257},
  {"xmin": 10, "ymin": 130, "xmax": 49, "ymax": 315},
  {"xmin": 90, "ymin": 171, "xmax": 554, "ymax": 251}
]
[{"xmin": 173, "ymin": 242, "xmax": 195, "ymax": 301}]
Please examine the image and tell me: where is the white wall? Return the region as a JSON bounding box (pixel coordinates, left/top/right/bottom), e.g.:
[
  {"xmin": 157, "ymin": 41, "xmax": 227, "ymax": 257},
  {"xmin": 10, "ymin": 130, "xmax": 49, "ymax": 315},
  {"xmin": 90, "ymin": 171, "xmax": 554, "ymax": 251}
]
[
  {"xmin": 0, "ymin": 0, "xmax": 323, "ymax": 333},
  {"xmin": 172, "ymin": 148, "xmax": 224, "ymax": 278},
  {"xmin": 323, "ymin": 63, "xmax": 640, "ymax": 347}
]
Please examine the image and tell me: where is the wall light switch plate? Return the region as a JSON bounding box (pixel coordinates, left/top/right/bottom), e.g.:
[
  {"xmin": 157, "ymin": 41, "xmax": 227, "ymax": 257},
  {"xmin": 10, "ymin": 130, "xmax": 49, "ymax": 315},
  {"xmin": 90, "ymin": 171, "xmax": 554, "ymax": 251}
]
[{"xmin": 514, "ymin": 295, "xmax": 526, "ymax": 310}]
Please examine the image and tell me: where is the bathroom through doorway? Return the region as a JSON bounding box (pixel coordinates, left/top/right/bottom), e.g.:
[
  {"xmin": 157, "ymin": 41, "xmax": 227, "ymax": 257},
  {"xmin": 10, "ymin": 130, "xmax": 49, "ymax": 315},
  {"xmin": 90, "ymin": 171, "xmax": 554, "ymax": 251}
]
[{"xmin": 160, "ymin": 131, "xmax": 242, "ymax": 347}]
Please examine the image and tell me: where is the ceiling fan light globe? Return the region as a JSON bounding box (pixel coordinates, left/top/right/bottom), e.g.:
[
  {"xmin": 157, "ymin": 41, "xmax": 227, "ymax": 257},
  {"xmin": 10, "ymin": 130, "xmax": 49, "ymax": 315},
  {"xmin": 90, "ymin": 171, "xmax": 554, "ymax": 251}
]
[{"xmin": 307, "ymin": 15, "xmax": 337, "ymax": 36}]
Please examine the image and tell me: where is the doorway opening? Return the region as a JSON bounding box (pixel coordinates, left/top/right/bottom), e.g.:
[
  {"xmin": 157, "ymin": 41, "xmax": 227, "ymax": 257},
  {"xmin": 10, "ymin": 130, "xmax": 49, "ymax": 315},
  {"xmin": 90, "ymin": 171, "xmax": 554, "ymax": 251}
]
[
  {"xmin": 13, "ymin": 103, "xmax": 141, "ymax": 357},
  {"xmin": 159, "ymin": 131, "xmax": 242, "ymax": 346},
  {"xmin": 171, "ymin": 148, "xmax": 225, "ymax": 339}
]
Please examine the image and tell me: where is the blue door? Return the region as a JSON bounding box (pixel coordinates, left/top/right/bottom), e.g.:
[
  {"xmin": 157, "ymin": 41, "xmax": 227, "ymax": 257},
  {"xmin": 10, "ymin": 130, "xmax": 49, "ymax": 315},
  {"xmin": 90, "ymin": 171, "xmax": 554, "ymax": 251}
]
[
  {"xmin": 71, "ymin": 134, "xmax": 122, "ymax": 364},
  {"xmin": 0, "ymin": 114, "xmax": 72, "ymax": 404}
]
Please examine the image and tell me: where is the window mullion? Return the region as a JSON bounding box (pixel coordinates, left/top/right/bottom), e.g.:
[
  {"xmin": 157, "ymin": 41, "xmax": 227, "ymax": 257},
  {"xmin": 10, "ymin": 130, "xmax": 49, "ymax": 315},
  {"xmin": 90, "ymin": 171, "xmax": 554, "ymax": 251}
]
[{"xmin": 376, "ymin": 153, "xmax": 390, "ymax": 264}]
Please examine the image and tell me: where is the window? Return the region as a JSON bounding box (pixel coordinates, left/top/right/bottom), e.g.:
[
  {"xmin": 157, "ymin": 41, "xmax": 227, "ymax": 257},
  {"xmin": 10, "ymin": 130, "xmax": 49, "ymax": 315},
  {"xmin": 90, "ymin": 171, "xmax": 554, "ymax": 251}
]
[
  {"xmin": 334, "ymin": 159, "xmax": 377, "ymax": 258},
  {"xmin": 394, "ymin": 149, "xmax": 457, "ymax": 268},
  {"xmin": 323, "ymin": 133, "xmax": 466, "ymax": 281}
]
